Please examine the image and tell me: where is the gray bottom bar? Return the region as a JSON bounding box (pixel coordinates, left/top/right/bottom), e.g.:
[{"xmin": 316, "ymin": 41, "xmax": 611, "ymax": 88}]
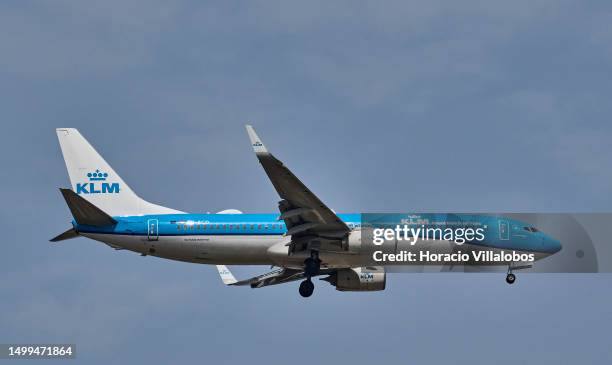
[{"xmin": 0, "ymin": 344, "xmax": 76, "ymax": 359}]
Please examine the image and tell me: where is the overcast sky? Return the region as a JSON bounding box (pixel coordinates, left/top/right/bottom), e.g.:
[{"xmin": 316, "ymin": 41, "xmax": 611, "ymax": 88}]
[{"xmin": 1, "ymin": 1, "xmax": 612, "ymax": 363}]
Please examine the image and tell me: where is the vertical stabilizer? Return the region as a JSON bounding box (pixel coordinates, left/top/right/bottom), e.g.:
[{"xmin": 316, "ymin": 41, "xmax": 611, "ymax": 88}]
[{"xmin": 56, "ymin": 128, "xmax": 184, "ymax": 216}]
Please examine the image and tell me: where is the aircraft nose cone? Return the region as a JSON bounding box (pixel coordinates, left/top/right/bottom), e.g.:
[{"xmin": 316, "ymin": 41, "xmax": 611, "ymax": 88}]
[{"xmin": 547, "ymin": 236, "xmax": 562, "ymax": 254}]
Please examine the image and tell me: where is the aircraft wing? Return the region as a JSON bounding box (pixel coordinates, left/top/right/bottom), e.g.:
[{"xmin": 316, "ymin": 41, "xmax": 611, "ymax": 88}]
[
  {"xmin": 245, "ymin": 125, "xmax": 350, "ymax": 253},
  {"xmin": 216, "ymin": 265, "xmax": 307, "ymax": 288}
]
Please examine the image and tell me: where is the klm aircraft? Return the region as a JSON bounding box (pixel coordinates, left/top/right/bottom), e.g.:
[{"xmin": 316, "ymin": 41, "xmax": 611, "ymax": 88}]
[{"xmin": 51, "ymin": 127, "xmax": 562, "ymax": 297}]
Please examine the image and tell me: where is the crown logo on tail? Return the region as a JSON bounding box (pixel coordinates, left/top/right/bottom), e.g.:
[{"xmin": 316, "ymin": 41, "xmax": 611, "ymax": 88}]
[{"xmin": 87, "ymin": 169, "xmax": 108, "ymax": 181}]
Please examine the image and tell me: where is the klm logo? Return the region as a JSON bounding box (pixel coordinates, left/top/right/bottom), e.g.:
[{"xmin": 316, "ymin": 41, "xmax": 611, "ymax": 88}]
[
  {"xmin": 76, "ymin": 169, "xmax": 120, "ymax": 194},
  {"xmin": 360, "ymin": 273, "xmax": 374, "ymax": 281}
]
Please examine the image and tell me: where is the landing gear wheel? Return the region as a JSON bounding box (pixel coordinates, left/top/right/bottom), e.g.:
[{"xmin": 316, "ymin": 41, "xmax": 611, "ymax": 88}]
[
  {"xmin": 506, "ymin": 273, "xmax": 516, "ymax": 284},
  {"xmin": 299, "ymin": 279, "xmax": 314, "ymax": 297}
]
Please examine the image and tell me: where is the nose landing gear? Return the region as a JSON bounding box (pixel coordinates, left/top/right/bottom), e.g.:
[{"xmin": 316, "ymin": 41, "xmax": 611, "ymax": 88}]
[
  {"xmin": 506, "ymin": 262, "xmax": 532, "ymax": 285},
  {"xmin": 299, "ymin": 251, "xmax": 321, "ymax": 298}
]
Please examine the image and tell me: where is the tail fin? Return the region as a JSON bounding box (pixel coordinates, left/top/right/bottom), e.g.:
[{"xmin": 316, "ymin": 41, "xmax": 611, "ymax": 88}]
[{"xmin": 56, "ymin": 128, "xmax": 183, "ymax": 216}]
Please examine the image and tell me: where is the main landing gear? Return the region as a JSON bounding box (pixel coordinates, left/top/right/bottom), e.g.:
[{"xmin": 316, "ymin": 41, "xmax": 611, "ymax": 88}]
[
  {"xmin": 299, "ymin": 251, "xmax": 321, "ymax": 298},
  {"xmin": 506, "ymin": 273, "xmax": 516, "ymax": 284},
  {"xmin": 299, "ymin": 279, "xmax": 314, "ymax": 297}
]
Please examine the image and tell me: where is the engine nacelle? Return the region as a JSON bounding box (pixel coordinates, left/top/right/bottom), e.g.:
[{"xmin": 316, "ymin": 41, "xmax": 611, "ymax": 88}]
[
  {"xmin": 323, "ymin": 266, "xmax": 386, "ymax": 291},
  {"xmin": 342, "ymin": 229, "xmax": 362, "ymax": 253}
]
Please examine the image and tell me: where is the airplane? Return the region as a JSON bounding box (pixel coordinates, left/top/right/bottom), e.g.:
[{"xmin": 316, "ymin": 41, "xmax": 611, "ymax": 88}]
[{"xmin": 51, "ymin": 126, "xmax": 562, "ymax": 297}]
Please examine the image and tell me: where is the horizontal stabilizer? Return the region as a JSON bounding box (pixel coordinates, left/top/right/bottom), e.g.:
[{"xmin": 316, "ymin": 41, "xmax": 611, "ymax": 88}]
[
  {"xmin": 50, "ymin": 228, "xmax": 79, "ymax": 242},
  {"xmin": 59, "ymin": 188, "xmax": 117, "ymax": 226}
]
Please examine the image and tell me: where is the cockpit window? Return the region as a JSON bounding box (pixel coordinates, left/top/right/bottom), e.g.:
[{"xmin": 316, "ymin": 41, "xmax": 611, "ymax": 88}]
[{"xmin": 523, "ymin": 226, "xmax": 539, "ymax": 233}]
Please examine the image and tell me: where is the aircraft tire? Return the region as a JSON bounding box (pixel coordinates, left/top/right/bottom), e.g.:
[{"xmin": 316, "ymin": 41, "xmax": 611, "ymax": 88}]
[{"xmin": 299, "ymin": 279, "xmax": 314, "ymax": 297}]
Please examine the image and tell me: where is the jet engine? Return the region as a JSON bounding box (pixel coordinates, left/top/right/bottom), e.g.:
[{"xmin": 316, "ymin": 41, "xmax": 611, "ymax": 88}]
[
  {"xmin": 322, "ymin": 266, "xmax": 386, "ymax": 291},
  {"xmin": 342, "ymin": 229, "xmax": 362, "ymax": 253}
]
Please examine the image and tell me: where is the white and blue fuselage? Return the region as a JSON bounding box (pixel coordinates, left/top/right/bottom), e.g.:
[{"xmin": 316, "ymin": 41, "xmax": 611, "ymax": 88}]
[{"xmin": 75, "ymin": 213, "xmax": 561, "ymax": 269}]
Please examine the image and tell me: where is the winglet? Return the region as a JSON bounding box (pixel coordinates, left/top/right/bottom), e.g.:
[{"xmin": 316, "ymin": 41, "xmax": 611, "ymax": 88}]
[
  {"xmin": 245, "ymin": 124, "xmax": 269, "ymax": 154},
  {"xmin": 216, "ymin": 265, "xmax": 238, "ymax": 285}
]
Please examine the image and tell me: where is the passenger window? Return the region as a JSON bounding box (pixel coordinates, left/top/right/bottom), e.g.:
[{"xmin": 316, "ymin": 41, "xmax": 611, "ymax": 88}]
[
  {"xmin": 258, "ymin": 224, "xmax": 262, "ymax": 229},
  {"xmin": 230, "ymin": 224, "xmax": 234, "ymax": 229},
  {"xmin": 251, "ymin": 225, "xmax": 255, "ymax": 229}
]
